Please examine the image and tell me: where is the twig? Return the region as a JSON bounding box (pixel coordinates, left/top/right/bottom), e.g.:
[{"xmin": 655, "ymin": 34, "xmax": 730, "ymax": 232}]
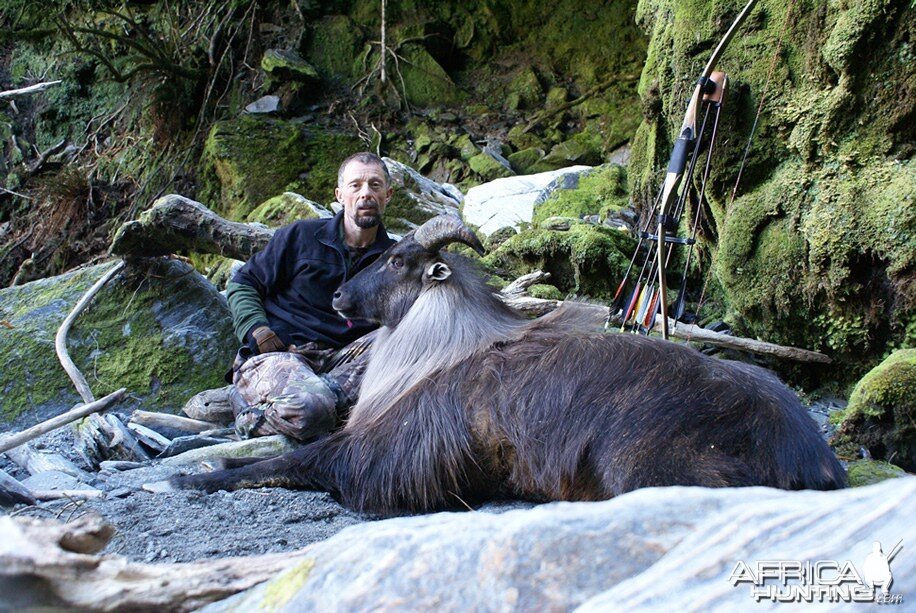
[
  {"xmin": 0, "ymin": 186, "xmax": 32, "ymax": 200},
  {"xmin": 55, "ymin": 260, "xmax": 126, "ymax": 403},
  {"xmin": 0, "ymin": 388, "xmax": 127, "ymax": 455},
  {"xmin": 26, "ymin": 138, "xmax": 67, "ymax": 176},
  {"xmin": 0, "ymin": 80, "xmax": 62, "ymax": 101},
  {"xmin": 32, "ymin": 489, "xmax": 104, "ymax": 501}
]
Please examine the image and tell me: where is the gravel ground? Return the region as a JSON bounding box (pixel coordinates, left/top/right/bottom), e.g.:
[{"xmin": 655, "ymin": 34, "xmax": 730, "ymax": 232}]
[{"xmin": 1, "ymin": 398, "xmax": 846, "ymax": 564}]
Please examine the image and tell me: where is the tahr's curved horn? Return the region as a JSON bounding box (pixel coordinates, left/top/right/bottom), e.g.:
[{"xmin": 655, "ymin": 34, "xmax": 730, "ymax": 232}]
[{"xmin": 413, "ymin": 215, "xmax": 485, "ymax": 255}]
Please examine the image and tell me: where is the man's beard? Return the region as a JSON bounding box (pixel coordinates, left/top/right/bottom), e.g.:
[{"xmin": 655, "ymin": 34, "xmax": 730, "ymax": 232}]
[{"xmin": 354, "ymin": 204, "xmax": 381, "ymax": 228}]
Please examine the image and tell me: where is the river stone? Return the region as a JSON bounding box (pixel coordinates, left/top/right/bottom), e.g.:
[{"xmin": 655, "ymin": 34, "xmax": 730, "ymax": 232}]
[
  {"xmin": 205, "ymin": 478, "xmax": 916, "ymax": 611},
  {"xmin": 463, "ymin": 166, "xmax": 592, "ymax": 236},
  {"xmin": 0, "ymin": 259, "xmax": 236, "ymax": 429},
  {"xmin": 244, "ymin": 95, "xmax": 281, "ymax": 114}
]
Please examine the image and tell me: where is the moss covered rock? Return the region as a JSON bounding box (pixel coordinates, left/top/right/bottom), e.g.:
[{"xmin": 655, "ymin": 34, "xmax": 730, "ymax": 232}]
[
  {"xmin": 198, "ymin": 117, "xmax": 307, "ymax": 220},
  {"xmin": 398, "ymin": 44, "xmax": 459, "ymax": 107},
  {"xmin": 485, "ymin": 223, "xmax": 636, "ymax": 299},
  {"xmin": 830, "ymin": 349, "xmax": 916, "ymax": 471},
  {"xmin": 506, "ymin": 66, "xmax": 543, "ymax": 111},
  {"xmin": 845, "ymin": 459, "xmax": 909, "ymax": 488},
  {"xmin": 468, "ymin": 152, "xmax": 514, "ymax": 181},
  {"xmin": 508, "ymin": 147, "xmax": 546, "ymax": 174},
  {"xmin": 261, "ymin": 49, "xmax": 319, "ymax": 86},
  {"xmin": 303, "ymin": 15, "xmax": 364, "ymax": 81},
  {"xmin": 631, "ymin": 0, "xmax": 915, "ymax": 375},
  {"xmin": 247, "ymin": 192, "xmax": 330, "ymax": 227},
  {"xmin": 532, "ymin": 164, "xmax": 629, "ymax": 225},
  {"xmin": 198, "ymin": 118, "xmax": 360, "ymax": 221},
  {"xmin": 0, "ymin": 259, "xmax": 236, "ymax": 427},
  {"xmin": 528, "ymin": 283, "xmax": 564, "ymax": 300},
  {"xmin": 534, "ymin": 132, "xmax": 604, "ymax": 172}
]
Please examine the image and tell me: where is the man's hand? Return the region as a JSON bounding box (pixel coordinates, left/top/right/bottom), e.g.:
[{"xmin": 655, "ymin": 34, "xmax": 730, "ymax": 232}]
[{"xmin": 251, "ymin": 325, "xmax": 286, "ymax": 354}]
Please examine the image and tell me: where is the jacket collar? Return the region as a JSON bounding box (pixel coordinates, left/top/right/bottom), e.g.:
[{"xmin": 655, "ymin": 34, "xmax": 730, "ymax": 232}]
[{"xmin": 316, "ymin": 210, "xmax": 394, "ymax": 257}]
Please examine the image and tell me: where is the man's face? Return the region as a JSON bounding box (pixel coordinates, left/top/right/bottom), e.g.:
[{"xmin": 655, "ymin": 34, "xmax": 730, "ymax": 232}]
[{"xmin": 335, "ymin": 160, "xmax": 393, "ymax": 229}]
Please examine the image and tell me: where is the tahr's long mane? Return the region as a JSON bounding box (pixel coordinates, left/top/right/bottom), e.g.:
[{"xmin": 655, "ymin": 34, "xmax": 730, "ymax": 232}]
[{"xmin": 349, "ymin": 255, "xmax": 525, "ymax": 428}]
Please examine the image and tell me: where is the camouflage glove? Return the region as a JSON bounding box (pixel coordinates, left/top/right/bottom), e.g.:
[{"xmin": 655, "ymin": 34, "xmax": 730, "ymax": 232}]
[{"xmin": 251, "ymin": 325, "xmax": 286, "ymax": 354}]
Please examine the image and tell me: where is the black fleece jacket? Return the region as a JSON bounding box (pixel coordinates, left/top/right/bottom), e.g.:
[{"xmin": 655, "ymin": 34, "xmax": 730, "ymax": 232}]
[{"xmin": 228, "ymin": 211, "xmax": 395, "ymax": 350}]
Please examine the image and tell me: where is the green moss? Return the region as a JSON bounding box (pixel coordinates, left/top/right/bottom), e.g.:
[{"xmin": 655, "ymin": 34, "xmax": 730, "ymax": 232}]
[
  {"xmin": 198, "ymin": 117, "xmax": 307, "ymax": 220},
  {"xmin": 259, "ymin": 560, "xmax": 316, "ymax": 609},
  {"xmin": 398, "ymin": 44, "xmax": 459, "ymax": 107},
  {"xmin": 0, "ymin": 260, "xmax": 235, "ymax": 424},
  {"xmin": 247, "ymin": 192, "xmax": 323, "ymax": 227},
  {"xmin": 199, "ymin": 120, "xmax": 361, "ymax": 220},
  {"xmin": 468, "ymin": 152, "xmax": 514, "ymax": 181},
  {"xmin": 532, "ymin": 164, "xmax": 629, "ymax": 224},
  {"xmin": 528, "ymin": 283, "xmax": 564, "ymax": 300},
  {"xmin": 533, "ymin": 132, "xmax": 603, "ymax": 171},
  {"xmin": 715, "ymin": 158, "xmax": 915, "ymax": 358},
  {"xmin": 451, "ymin": 133, "xmax": 479, "ymax": 161},
  {"xmin": 485, "ymin": 223, "xmax": 636, "ymax": 299},
  {"xmin": 506, "ymin": 66, "xmax": 543, "ymax": 110},
  {"xmin": 261, "ymin": 49, "xmax": 319, "ymax": 85},
  {"xmin": 303, "ymin": 15, "xmax": 363, "ymax": 80},
  {"xmin": 508, "ymin": 147, "xmax": 546, "ymax": 174},
  {"xmin": 845, "ymin": 459, "xmax": 908, "ymax": 488}
]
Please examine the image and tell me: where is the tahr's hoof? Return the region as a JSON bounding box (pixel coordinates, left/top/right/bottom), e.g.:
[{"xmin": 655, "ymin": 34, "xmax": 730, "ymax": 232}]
[{"xmin": 142, "ymin": 480, "xmax": 175, "ymax": 493}]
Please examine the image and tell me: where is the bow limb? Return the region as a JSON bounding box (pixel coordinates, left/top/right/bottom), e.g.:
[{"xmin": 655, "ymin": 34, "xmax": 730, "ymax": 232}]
[{"xmin": 655, "ymin": 0, "xmax": 759, "ymax": 339}]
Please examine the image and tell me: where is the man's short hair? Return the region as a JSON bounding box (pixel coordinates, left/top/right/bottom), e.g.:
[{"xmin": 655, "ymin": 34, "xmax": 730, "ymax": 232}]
[{"xmin": 337, "ymin": 152, "xmax": 391, "ymax": 187}]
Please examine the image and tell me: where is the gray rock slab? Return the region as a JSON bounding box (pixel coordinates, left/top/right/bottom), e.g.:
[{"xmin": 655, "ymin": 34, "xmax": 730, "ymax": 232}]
[
  {"xmin": 206, "ymin": 478, "xmax": 916, "ymax": 611},
  {"xmin": 463, "ymin": 166, "xmax": 591, "ymax": 236}
]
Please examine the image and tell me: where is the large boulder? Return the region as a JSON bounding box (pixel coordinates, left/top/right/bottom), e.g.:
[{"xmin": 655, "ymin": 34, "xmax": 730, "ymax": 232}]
[
  {"xmin": 206, "ymin": 478, "xmax": 915, "ymax": 610},
  {"xmin": 0, "ymin": 259, "xmax": 236, "ymax": 428},
  {"xmin": 463, "ymin": 166, "xmax": 591, "ymax": 236},
  {"xmin": 381, "ymin": 157, "xmax": 462, "ymax": 233},
  {"xmin": 630, "ymin": 1, "xmax": 915, "ymax": 373},
  {"xmin": 484, "ymin": 222, "xmax": 635, "ymax": 300},
  {"xmin": 197, "ymin": 117, "xmax": 360, "ymax": 220},
  {"xmin": 831, "ymin": 349, "xmax": 916, "ymax": 471},
  {"xmin": 531, "ymin": 163, "xmax": 631, "ymax": 227}
]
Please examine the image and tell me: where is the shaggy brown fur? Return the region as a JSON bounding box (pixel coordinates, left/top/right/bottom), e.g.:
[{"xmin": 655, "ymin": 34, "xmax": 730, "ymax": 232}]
[{"xmin": 165, "ymin": 225, "xmax": 846, "ymax": 516}]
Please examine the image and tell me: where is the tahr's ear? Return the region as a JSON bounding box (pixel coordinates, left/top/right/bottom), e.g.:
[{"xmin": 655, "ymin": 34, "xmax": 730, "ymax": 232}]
[{"xmin": 423, "ymin": 261, "xmax": 451, "ymax": 283}]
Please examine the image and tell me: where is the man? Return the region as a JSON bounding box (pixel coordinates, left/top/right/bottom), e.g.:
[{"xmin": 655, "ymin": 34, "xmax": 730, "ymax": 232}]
[{"xmin": 224, "ymin": 152, "xmax": 397, "ymax": 440}]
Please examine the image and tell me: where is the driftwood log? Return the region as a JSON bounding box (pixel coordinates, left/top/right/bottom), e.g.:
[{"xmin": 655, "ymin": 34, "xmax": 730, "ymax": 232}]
[
  {"xmin": 109, "ymin": 195, "xmax": 831, "ymax": 363},
  {"xmin": 109, "ymin": 194, "xmax": 272, "ymax": 260},
  {"xmin": 130, "ymin": 410, "xmax": 220, "ymax": 434},
  {"xmin": 0, "ymin": 389, "xmax": 127, "ymax": 455},
  {"xmin": 56, "ymin": 260, "xmax": 126, "ymax": 404},
  {"xmin": 0, "ymin": 468, "xmax": 36, "ymax": 506},
  {"xmin": 502, "ymin": 296, "xmax": 833, "ymax": 364},
  {"xmin": 0, "ymin": 513, "xmax": 308, "ymax": 611}
]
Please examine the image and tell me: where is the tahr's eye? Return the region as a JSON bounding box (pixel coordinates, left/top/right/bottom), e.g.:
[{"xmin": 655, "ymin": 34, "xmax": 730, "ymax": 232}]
[{"xmin": 389, "ymin": 256, "xmax": 403, "ymax": 270}]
